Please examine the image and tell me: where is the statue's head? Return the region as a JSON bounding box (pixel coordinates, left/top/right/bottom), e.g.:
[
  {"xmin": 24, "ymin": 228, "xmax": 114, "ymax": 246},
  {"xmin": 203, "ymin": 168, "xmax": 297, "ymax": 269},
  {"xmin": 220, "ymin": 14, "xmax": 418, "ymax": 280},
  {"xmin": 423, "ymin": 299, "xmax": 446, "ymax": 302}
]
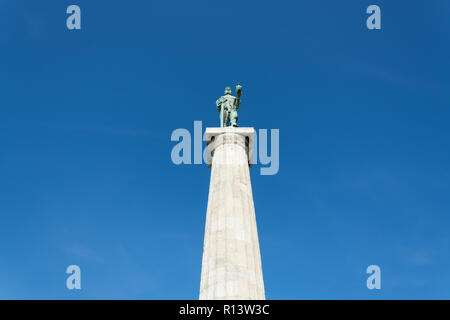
[{"xmin": 224, "ymin": 87, "xmax": 232, "ymax": 95}]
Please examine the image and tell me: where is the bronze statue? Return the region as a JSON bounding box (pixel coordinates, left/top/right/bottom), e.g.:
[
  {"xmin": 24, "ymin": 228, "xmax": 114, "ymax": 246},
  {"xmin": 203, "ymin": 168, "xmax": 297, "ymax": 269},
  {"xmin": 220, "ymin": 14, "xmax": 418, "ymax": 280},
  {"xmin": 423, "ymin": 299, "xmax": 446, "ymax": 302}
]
[{"xmin": 216, "ymin": 84, "xmax": 242, "ymax": 127}]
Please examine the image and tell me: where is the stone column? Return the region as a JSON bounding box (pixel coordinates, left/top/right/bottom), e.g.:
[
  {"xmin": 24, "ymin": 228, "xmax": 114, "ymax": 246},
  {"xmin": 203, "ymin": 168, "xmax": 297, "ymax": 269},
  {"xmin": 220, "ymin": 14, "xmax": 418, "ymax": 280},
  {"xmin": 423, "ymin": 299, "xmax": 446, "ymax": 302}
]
[{"xmin": 199, "ymin": 127, "xmax": 265, "ymax": 300}]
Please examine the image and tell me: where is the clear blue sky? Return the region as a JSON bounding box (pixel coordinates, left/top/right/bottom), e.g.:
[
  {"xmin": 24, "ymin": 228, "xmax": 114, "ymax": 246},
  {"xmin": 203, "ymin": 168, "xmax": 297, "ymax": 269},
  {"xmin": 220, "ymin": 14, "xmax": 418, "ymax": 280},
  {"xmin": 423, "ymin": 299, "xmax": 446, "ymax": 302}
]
[{"xmin": 1, "ymin": 0, "xmax": 450, "ymax": 299}]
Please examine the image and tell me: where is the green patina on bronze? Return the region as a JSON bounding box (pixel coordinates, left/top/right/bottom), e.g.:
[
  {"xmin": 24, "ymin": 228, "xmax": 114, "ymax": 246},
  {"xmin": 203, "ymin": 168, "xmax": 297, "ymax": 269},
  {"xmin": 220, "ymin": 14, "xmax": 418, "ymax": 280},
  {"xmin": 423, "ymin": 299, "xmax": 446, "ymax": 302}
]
[{"xmin": 216, "ymin": 84, "xmax": 242, "ymax": 127}]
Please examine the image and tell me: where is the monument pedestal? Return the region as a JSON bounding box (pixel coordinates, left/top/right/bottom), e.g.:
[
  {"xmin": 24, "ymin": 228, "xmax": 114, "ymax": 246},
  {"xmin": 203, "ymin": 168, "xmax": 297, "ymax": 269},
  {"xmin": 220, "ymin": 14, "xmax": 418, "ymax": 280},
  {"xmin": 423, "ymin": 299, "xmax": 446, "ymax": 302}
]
[{"xmin": 199, "ymin": 127, "xmax": 265, "ymax": 300}]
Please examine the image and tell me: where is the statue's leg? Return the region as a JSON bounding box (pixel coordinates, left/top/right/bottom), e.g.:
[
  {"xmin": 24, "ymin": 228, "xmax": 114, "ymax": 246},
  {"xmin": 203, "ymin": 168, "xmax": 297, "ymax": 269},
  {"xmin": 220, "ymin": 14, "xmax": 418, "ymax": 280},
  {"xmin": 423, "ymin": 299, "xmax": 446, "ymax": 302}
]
[
  {"xmin": 231, "ymin": 110, "xmax": 238, "ymax": 127},
  {"xmin": 223, "ymin": 110, "xmax": 230, "ymax": 127}
]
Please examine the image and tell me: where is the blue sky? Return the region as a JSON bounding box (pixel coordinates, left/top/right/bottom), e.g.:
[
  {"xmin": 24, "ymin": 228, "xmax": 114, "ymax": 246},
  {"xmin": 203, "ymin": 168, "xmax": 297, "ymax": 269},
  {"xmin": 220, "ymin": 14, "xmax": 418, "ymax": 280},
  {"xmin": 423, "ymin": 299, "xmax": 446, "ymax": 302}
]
[{"xmin": 1, "ymin": 0, "xmax": 450, "ymax": 299}]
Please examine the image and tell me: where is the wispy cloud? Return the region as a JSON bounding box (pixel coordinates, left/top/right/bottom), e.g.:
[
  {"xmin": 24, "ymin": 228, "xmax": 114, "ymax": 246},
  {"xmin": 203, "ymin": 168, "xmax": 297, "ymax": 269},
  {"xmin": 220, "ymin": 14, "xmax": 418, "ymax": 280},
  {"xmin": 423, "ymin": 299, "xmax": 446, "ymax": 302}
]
[
  {"xmin": 45, "ymin": 123, "xmax": 166, "ymax": 139},
  {"xmin": 61, "ymin": 243, "xmax": 105, "ymax": 264},
  {"xmin": 394, "ymin": 243, "xmax": 435, "ymax": 267},
  {"xmin": 342, "ymin": 58, "xmax": 442, "ymax": 92},
  {"xmin": 409, "ymin": 251, "xmax": 433, "ymax": 266}
]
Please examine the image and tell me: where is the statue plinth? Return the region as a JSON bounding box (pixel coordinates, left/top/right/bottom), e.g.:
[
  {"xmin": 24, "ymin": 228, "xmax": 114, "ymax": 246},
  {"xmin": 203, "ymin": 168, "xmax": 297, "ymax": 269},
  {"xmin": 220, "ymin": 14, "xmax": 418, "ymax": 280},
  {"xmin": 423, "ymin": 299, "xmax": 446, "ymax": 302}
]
[
  {"xmin": 205, "ymin": 127, "xmax": 255, "ymax": 168},
  {"xmin": 200, "ymin": 127, "xmax": 265, "ymax": 300}
]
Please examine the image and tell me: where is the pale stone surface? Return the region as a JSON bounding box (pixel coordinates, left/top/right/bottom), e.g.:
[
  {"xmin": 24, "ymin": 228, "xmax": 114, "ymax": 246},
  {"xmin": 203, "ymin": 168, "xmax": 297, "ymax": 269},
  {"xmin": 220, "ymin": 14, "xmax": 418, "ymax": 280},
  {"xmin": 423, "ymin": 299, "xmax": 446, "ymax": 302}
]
[{"xmin": 199, "ymin": 127, "xmax": 265, "ymax": 300}]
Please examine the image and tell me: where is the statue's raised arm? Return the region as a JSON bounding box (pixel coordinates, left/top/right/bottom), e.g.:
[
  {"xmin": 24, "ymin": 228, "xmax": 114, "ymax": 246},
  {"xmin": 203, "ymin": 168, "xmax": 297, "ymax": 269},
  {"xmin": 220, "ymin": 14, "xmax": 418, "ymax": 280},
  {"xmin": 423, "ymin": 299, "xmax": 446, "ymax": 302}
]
[{"xmin": 234, "ymin": 84, "xmax": 242, "ymax": 110}]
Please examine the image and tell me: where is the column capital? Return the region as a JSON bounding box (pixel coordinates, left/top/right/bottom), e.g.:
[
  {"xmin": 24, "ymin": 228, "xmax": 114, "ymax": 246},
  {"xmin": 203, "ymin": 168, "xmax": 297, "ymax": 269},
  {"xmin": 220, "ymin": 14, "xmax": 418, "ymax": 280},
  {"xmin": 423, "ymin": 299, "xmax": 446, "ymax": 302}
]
[{"xmin": 205, "ymin": 127, "xmax": 255, "ymax": 168}]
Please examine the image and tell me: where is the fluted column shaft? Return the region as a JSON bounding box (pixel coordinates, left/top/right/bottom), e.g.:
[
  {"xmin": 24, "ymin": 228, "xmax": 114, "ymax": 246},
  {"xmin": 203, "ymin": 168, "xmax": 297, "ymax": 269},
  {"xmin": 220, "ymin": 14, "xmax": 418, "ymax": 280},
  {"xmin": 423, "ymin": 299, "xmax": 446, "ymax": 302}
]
[{"xmin": 200, "ymin": 128, "xmax": 265, "ymax": 300}]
